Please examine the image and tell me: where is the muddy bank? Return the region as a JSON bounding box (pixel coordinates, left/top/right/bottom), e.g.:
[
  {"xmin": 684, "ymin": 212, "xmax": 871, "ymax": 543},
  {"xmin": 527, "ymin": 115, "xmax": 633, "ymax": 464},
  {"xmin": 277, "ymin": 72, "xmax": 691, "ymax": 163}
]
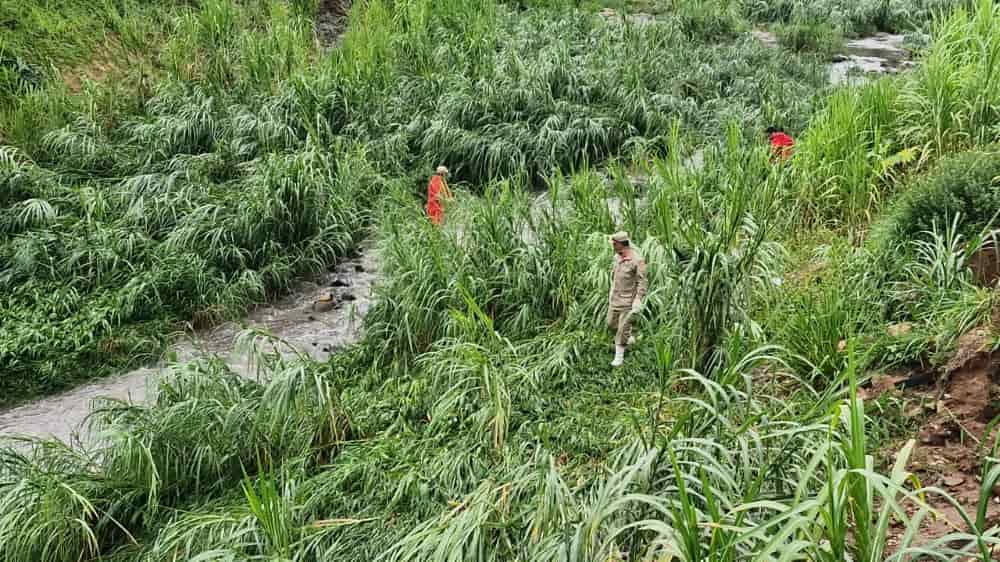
[
  {"xmin": 0, "ymin": 248, "xmax": 379, "ymax": 444},
  {"xmin": 864, "ymin": 323, "xmax": 1000, "ymax": 549}
]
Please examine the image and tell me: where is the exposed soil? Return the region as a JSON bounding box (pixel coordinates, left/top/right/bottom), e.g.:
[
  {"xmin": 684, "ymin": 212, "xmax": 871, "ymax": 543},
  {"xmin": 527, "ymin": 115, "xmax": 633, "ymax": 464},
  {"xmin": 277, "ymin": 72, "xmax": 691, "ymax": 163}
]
[
  {"xmin": 970, "ymin": 242, "xmax": 1000, "ymax": 288},
  {"xmin": 315, "ymin": 0, "xmax": 352, "ymax": 46},
  {"xmin": 869, "ymin": 322, "xmax": 1000, "ymax": 551},
  {"xmin": 62, "ymin": 36, "xmax": 124, "ymax": 93}
]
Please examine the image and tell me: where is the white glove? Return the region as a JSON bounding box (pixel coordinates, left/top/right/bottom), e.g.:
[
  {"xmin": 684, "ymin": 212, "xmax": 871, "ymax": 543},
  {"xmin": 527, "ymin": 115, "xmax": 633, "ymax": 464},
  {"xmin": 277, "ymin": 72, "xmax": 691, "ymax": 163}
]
[{"xmin": 630, "ymin": 300, "xmax": 642, "ymax": 315}]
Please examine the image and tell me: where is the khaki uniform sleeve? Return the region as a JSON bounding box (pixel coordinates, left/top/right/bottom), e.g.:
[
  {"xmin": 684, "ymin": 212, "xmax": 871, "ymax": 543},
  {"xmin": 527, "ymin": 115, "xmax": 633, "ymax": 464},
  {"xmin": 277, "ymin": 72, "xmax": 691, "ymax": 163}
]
[
  {"xmin": 608, "ymin": 257, "xmax": 617, "ymax": 303},
  {"xmin": 634, "ymin": 260, "xmax": 648, "ymax": 303}
]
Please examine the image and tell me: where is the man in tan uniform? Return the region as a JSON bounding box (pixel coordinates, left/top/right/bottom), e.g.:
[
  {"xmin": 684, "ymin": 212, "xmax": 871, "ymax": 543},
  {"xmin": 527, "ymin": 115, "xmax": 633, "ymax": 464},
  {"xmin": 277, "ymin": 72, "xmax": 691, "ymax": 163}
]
[{"xmin": 607, "ymin": 231, "xmax": 647, "ymax": 367}]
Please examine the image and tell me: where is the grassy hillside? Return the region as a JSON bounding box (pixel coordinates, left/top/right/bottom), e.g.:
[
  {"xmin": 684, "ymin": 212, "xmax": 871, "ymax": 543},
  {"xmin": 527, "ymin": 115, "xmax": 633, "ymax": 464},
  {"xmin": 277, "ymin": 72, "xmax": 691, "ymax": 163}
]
[
  {"xmin": 0, "ymin": 0, "xmax": 191, "ymax": 100},
  {"xmin": 2, "ymin": 0, "xmax": 1000, "ymax": 560}
]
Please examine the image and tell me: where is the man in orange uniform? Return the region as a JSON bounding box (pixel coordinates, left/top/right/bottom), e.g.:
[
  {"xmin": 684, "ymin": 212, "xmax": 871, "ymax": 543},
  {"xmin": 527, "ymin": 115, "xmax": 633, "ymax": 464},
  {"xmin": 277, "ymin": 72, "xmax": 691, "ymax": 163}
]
[
  {"xmin": 426, "ymin": 165, "xmax": 452, "ymax": 225},
  {"xmin": 766, "ymin": 126, "xmax": 794, "ymax": 162}
]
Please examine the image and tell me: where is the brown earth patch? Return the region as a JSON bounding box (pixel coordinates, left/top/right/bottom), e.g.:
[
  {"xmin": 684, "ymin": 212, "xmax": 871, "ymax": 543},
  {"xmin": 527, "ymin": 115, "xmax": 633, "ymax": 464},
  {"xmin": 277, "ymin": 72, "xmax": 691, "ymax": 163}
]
[
  {"xmin": 970, "ymin": 242, "xmax": 1000, "ymax": 289},
  {"xmin": 61, "ymin": 34, "xmax": 147, "ymax": 94},
  {"xmin": 877, "ymin": 322, "xmax": 1000, "ymax": 551},
  {"xmin": 63, "ymin": 57, "xmax": 113, "ymax": 93}
]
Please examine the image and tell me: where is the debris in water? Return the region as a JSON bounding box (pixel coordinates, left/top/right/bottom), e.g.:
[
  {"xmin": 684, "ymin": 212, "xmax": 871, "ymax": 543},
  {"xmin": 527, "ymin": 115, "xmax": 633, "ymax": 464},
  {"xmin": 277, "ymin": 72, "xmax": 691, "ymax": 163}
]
[
  {"xmin": 354, "ymin": 264, "xmax": 365, "ymax": 273},
  {"xmin": 751, "ymin": 28, "xmax": 913, "ymax": 86},
  {"xmin": 331, "ymin": 278, "xmax": 351, "ymax": 288},
  {"xmin": 829, "ymin": 34, "xmax": 910, "ymax": 85},
  {"xmin": 313, "ymin": 293, "xmax": 337, "ymax": 312},
  {"xmin": 342, "ymin": 293, "xmax": 356, "ymax": 302}
]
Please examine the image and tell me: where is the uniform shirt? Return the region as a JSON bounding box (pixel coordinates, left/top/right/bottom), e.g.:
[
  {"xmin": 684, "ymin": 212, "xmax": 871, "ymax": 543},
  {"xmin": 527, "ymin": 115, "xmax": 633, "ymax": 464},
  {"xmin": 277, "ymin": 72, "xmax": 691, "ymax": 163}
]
[
  {"xmin": 769, "ymin": 132, "xmax": 794, "ymax": 161},
  {"xmin": 609, "ymin": 251, "xmax": 648, "ymax": 308},
  {"xmin": 427, "ymin": 175, "xmax": 448, "ymax": 225}
]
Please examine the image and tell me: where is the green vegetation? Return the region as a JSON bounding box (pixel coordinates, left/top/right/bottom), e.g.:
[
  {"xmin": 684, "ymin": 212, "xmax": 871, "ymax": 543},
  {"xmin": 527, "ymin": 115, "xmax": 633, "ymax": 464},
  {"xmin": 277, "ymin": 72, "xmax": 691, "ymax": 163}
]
[
  {"xmin": 3, "ymin": 0, "xmax": 1000, "ymax": 560},
  {"xmin": 772, "ymin": 21, "xmax": 844, "ymax": 54},
  {"xmin": 739, "ymin": 0, "xmax": 964, "ymax": 35},
  {"xmin": 578, "ymin": 0, "xmax": 964, "ymax": 36},
  {"xmin": 874, "ymin": 150, "xmax": 1000, "ymax": 250},
  {"xmin": 791, "ymin": 0, "xmax": 1000, "ymax": 229},
  {"xmin": 0, "ymin": 0, "xmax": 829, "ymax": 405},
  {"xmin": 0, "ymin": 0, "xmax": 372, "ymax": 404},
  {"xmin": 0, "ymin": 0, "xmax": 196, "ymax": 99}
]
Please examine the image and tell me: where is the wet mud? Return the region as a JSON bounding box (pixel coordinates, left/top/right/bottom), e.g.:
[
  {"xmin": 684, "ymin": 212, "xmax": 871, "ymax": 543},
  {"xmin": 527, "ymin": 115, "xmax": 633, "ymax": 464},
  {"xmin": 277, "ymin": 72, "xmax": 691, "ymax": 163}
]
[{"xmin": 864, "ymin": 324, "xmax": 1000, "ymax": 550}]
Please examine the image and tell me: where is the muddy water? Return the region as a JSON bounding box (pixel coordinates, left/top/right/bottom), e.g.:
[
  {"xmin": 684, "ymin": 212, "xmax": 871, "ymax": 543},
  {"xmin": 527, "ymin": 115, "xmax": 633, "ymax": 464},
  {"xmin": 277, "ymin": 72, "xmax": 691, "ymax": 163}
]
[
  {"xmin": 829, "ymin": 33, "xmax": 912, "ymax": 85},
  {"xmin": 0, "ymin": 247, "xmax": 379, "ymax": 443},
  {"xmin": 315, "ymin": 0, "xmax": 352, "ymax": 46},
  {"xmin": 751, "ymin": 30, "xmax": 912, "ymax": 85}
]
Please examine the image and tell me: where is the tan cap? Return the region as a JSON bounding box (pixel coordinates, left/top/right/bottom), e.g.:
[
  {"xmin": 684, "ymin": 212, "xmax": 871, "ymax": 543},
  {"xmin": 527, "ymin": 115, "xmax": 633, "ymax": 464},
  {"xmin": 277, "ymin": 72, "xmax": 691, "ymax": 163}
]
[
  {"xmin": 610, "ymin": 231, "xmax": 629, "ymax": 243},
  {"xmin": 435, "ymin": 165, "xmax": 449, "ymax": 175}
]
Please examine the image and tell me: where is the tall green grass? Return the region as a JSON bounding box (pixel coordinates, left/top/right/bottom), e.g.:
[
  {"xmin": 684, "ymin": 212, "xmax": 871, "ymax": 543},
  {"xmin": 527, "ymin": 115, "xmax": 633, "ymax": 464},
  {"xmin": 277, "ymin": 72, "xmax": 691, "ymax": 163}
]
[
  {"xmin": 899, "ymin": 0, "xmax": 1000, "ymax": 154},
  {"xmin": 742, "ymin": 0, "xmax": 964, "ymax": 34},
  {"xmin": 791, "ymin": 0, "xmax": 1000, "ymax": 230},
  {"xmin": 0, "ymin": 83, "xmax": 382, "ymax": 403},
  {"xmin": 1, "ymin": 0, "xmax": 833, "ymax": 403},
  {"xmin": 4, "ymin": 140, "xmax": 1000, "ymax": 561},
  {"xmin": 4, "ymin": 0, "xmax": 1000, "ymax": 560},
  {"xmin": 0, "ymin": 0, "xmax": 185, "ymax": 97}
]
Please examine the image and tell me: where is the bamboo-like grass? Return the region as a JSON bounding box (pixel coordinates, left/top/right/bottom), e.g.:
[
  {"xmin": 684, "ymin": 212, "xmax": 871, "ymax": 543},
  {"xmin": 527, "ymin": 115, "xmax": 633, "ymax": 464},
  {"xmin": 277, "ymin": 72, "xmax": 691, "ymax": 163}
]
[{"xmin": 3, "ymin": 0, "xmax": 1000, "ymax": 560}]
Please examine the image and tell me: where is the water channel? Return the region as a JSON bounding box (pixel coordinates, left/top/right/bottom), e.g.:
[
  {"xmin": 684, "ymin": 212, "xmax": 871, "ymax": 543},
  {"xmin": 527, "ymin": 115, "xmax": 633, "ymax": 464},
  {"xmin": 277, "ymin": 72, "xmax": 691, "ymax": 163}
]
[{"xmin": 0, "ymin": 247, "xmax": 379, "ymax": 443}]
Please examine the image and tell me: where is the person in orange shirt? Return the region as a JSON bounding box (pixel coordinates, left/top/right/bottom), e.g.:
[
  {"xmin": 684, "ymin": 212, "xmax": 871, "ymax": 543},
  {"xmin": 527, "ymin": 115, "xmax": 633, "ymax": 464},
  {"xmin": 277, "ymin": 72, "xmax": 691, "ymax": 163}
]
[
  {"xmin": 766, "ymin": 126, "xmax": 794, "ymax": 162},
  {"xmin": 426, "ymin": 165, "xmax": 452, "ymax": 225}
]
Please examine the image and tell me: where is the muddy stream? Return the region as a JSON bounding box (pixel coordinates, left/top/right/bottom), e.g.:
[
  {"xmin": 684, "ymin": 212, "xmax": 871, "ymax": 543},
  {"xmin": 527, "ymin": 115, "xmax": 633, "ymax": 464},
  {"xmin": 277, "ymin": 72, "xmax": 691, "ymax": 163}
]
[
  {"xmin": 753, "ymin": 29, "xmax": 912, "ymax": 85},
  {"xmin": 0, "ymin": 247, "xmax": 379, "ymax": 444},
  {"xmin": 602, "ymin": 8, "xmax": 913, "ymax": 86},
  {"xmin": 829, "ymin": 33, "xmax": 913, "ymax": 85}
]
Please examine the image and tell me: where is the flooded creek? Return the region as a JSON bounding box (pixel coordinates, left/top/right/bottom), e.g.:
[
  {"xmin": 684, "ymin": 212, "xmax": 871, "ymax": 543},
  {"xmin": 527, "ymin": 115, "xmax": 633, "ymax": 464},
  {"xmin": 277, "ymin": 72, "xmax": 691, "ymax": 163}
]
[
  {"xmin": 752, "ymin": 29, "xmax": 913, "ymax": 85},
  {"xmin": 0, "ymin": 247, "xmax": 379, "ymax": 443},
  {"xmin": 0, "ymin": 26, "xmax": 916, "ymax": 447},
  {"xmin": 830, "ymin": 33, "xmax": 912, "ymax": 85}
]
